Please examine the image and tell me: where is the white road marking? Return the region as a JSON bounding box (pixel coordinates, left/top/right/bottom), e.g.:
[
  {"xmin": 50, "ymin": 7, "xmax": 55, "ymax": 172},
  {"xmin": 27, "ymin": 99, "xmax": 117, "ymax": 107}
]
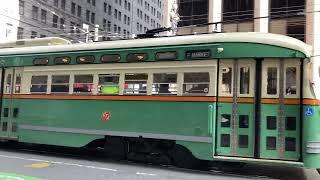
[
  {"xmin": 136, "ymin": 172, "xmax": 157, "ymax": 176},
  {"xmin": 0, "ymin": 154, "xmax": 117, "ymax": 172}
]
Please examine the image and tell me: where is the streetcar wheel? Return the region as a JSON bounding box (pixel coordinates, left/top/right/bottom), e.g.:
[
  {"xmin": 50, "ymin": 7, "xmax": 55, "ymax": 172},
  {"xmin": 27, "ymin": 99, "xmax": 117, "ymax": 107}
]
[
  {"xmin": 170, "ymin": 144, "xmax": 200, "ymax": 169},
  {"xmin": 104, "ymin": 136, "xmax": 128, "ymax": 160}
]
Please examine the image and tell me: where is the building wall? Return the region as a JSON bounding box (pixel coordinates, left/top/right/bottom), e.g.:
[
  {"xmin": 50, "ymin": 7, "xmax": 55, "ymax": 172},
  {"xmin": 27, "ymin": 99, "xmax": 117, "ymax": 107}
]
[{"xmin": 0, "ymin": 0, "xmax": 164, "ymax": 42}]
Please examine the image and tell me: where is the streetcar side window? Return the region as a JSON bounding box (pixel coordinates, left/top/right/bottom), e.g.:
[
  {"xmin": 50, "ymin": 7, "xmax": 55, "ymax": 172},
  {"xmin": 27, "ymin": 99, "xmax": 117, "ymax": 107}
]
[
  {"xmin": 51, "ymin": 75, "xmax": 70, "ymax": 93},
  {"xmin": 221, "ymin": 68, "xmax": 232, "ymax": 94},
  {"xmin": 239, "ymin": 67, "xmax": 250, "ymax": 94},
  {"xmin": 267, "ymin": 67, "xmax": 278, "ymax": 95},
  {"xmin": 5, "ymin": 74, "xmax": 12, "ymax": 94},
  {"xmin": 124, "ymin": 73, "xmax": 147, "ymax": 95},
  {"xmin": 183, "ymin": 72, "xmax": 210, "ymax": 95},
  {"xmin": 15, "ymin": 74, "xmax": 21, "ymax": 93},
  {"xmin": 98, "ymin": 74, "xmax": 120, "ymax": 95},
  {"xmin": 285, "ymin": 67, "xmax": 297, "ymax": 95},
  {"xmin": 30, "ymin": 75, "xmax": 48, "ymax": 93},
  {"xmin": 73, "ymin": 75, "xmax": 94, "ymax": 93},
  {"xmin": 152, "ymin": 73, "xmax": 177, "ymax": 95}
]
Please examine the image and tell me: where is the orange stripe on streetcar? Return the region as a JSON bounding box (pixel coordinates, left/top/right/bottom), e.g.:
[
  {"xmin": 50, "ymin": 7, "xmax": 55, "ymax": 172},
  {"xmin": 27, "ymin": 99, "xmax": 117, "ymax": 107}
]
[{"xmin": 6, "ymin": 94, "xmax": 217, "ymax": 102}]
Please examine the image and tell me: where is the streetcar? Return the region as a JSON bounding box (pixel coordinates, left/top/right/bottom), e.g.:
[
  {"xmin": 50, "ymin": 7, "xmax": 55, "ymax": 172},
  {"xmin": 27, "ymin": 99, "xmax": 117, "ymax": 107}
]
[{"xmin": 0, "ymin": 32, "xmax": 319, "ymax": 173}]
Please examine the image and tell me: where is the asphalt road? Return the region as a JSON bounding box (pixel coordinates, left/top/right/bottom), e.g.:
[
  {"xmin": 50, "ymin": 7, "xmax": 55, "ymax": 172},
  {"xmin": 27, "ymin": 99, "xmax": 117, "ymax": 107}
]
[{"xmin": 0, "ymin": 145, "xmax": 318, "ymax": 180}]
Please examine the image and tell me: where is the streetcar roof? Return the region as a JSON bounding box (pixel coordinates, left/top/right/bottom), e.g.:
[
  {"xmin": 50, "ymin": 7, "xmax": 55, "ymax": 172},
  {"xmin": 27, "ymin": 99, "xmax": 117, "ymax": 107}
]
[{"xmin": 0, "ymin": 32, "xmax": 312, "ymax": 57}]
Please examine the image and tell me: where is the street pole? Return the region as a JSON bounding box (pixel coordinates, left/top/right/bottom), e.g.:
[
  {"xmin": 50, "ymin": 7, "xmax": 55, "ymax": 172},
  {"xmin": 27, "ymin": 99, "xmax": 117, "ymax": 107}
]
[{"xmin": 94, "ymin": 25, "xmax": 99, "ymax": 42}]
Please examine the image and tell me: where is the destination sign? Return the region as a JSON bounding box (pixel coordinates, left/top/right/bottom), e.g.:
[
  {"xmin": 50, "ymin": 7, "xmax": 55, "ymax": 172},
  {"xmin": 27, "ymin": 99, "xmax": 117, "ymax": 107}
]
[{"xmin": 186, "ymin": 50, "xmax": 211, "ymax": 59}]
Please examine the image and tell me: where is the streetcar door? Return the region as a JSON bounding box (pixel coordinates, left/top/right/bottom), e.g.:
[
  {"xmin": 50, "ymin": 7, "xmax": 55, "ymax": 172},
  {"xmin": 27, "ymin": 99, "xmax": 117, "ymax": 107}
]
[
  {"xmin": 0, "ymin": 68, "xmax": 21, "ymax": 139},
  {"xmin": 216, "ymin": 59, "xmax": 256, "ymax": 157},
  {"xmin": 260, "ymin": 59, "xmax": 301, "ymax": 161}
]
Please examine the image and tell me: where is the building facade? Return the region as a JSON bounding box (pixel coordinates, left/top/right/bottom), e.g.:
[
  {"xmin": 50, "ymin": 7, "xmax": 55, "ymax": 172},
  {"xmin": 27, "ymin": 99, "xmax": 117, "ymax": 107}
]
[
  {"xmin": 0, "ymin": 0, "xmax": 164, "ymax": 42},
  {"xmin": 164, "ymin": 0, "xmax": 306, "ymax": 42},
  {"xmin": 164, "ymin": 0, "xmax": 320, "ymax": 65}
]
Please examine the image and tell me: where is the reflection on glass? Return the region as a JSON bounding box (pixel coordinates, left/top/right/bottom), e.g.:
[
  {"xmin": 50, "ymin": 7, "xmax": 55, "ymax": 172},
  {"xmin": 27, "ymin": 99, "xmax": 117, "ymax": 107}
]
[
  {"xmin": 51, "ymin": 75, "xmax": 70, "ymax": 93},
  {"xmin": 15, "ymin": 74, "xmax": 21, "ymax": 93},
  {"xmin": 5, "ymin": 74, "xmax": 12, "ymax": 94},
  {"xmin": 73, "ymin": 75, "xmax": 93, "ymax": 93},
  {"xmin": 240, "ymin": 67, "xmax": 250, "ymax": 94},
  {"xmin": 183, "ymin": 72, "xmax": 209, "ymax": 95},
  {"xmin": 98, "ymin": 74, "xmax": 120, "ymax": 95},
  {"xmin": 286, "ymin": 67, "xmax": 296, "ymax": 95},
  {"xmin": 30, "ymin": 75, "xmax": 48, "ymax": 93},
  {"xmin": 222, "ymin": 68, "xmax": 232, "ymax": 94},
  {"xmin": 267, "ymin": 67, "xmax": 277, "ymax": 95},
  {"xmin": 152, "ymin": 73, "xmax": 177, "ymax": 95},
  {"xmin": 124, "ymin": 73, "xmax": 147, "ymax": 95}
]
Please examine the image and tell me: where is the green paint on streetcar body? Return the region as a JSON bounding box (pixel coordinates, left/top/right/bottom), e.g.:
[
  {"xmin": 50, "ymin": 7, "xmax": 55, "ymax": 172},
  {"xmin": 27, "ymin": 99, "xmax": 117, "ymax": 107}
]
[{"xmin": 0, "ymin": 172, "xmax": 42, "ymax": 180}]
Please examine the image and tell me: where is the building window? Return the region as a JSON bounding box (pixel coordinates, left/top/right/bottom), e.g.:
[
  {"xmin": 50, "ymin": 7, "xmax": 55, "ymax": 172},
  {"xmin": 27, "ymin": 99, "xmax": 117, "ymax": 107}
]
[
  {"xmin": 104, "ymin": 3, "xmax": 107, "ymax": 13},
  {"xmin": 19, "ymin": 0, "xmax": 25, "ymax": 15},
  {"xmin": 91, "ymin": 12, "xmax": 95, "ymax": 23},
  {"xmin": 178, "ymin": 0, "xmax": 208, "ymax": 27},
  {"xmin": 115, "ymin": 9, "xmax": 118, "ymax": 19},
  {"xmin": 5, "ymin": 23, "xmax": 13, "ymax": 39},
  {"xmin": 31, "ymin": 31, "xmax": 37, "ymax": 39},
  {"xmin": 60, "ymin": 18, "xmax": 65, "ymax": 29},
  {"xmin": 32, "ymin": 6, "xmax": 39, "ymax": 20},
  {"xmin": 86, "ymin": 10, "xmax": 90, "ymax": 22},
  {"xmin": 108, "ymin": 5, "xmax": 112, "ymax": 15},
  {"xmin": 17, "ymin": 27, "xmax": 24, "ymax": 40},
  {"xmin": 71, "ymin": 2, "xmax": 76, "ymax": 15},
  {"xmin": 52, "ymin": 15, "xmax": 58, "ymax": 28},
  {"xmin": 118, "ymin": 11, "xmax": 121, "ymax": 21},
  {"xmin": 41, "ymin": 9, "xmax": 47, "ymax": 24},
  {"xmin": 270, "ymin": 0, "xmax": 305, "ymax": 18},
  {"xmin": 54, "ymin": 0, "xmax": 59, "ymax": 7},
  {"xmin": 61, "ymin": 0, "xmax": 66, "ymax": 10},
  {"xmin": 223, "ymin": 0, "xmax": 254, "ymax": 21},
  {"xmin": 107, "ymin": 21, "xmax": 111, "ymax": 32},
  {"xmin": 92, "ymin": 0, "xmax": 96, "ymax": 6},
  {"xmin": 77, "ymin": 6, "xmax": 82, "ymax": 17}
]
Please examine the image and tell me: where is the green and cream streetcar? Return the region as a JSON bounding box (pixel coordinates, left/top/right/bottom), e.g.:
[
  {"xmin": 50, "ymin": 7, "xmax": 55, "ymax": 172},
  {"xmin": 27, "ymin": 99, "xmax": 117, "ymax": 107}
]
[{"xmin": 0, "ymin": 32, "xmax": 319, "ymax": 173}]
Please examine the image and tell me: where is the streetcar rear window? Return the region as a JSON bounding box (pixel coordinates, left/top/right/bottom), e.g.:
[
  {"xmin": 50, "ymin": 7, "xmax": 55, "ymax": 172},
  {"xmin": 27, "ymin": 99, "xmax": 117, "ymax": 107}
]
[
  {"xmin": 152, "ymin": 73, "xmax": 177, "ymax": 95},
  {"xmin": 124, "ymin": 73, "xmax": 147, "ymax": 95},
  {"xmin": 54, "ymin": 57, "xmax": 71, "ymax": 65},
  {"xmin": 101, "ymin": 54, "xmax": 121, "ymax": 63},
  {"xmin": 285, "ymin": 67, "xmax": 297, "ymax": 95},
  {"xmin": 76, "ymin": 55, "xmax": 95, "ymax": 64},
  {"xmin": 51, "ymin": 75, "xmax": 70, "ymax": 93},
  {"xmin": 127, "ymin": 53, "xmax": 148, "ymax": 62},
  {"xmin": 73, "ymin": 75, "xmax": 94, "ymax": 93},
  {"xmin": 98, "ymin": 74, "xmax": 120, "ymax": 95},
  {"xmin": 33, "ymin": 58, "xmax": 49, "ymax": 65},
  {"xmin": 183, "ymin": 72, "xmax": 210, "ymax": 95},
  {"xmin": 30, "ymin": 75, "xmax": 48, "ymax": 93}
]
